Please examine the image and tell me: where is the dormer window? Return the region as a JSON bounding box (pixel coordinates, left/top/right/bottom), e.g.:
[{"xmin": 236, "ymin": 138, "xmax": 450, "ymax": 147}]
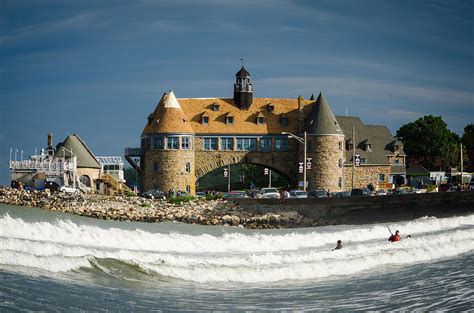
[
  {"xmin": 212, "ymin": 103, "xmax": 220, "ymax": 111},
  {"xmin": 366, "ymin": 144, "xmax": 372, "ymax": 152},
  {"xmin": 257, "ymin": 113, "xmax": 264, "ymax": 125},
  {"xmin": 346, "ymin": 138, "xmax": 353, "ymax": 150},
  {"xmin": 201, "ymin": 113, "xmax": 209, "ymax": 125},
  {"xmin": 267, "ymin": 104, "xmax": 275, "ymax": 112},
  {"xmin": 226, "ymin": 113, "xmax": 234, "ymax": 125}
]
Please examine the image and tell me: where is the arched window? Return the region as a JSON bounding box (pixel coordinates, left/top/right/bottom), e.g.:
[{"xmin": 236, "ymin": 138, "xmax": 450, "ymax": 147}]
[{"xmin": 79, "ymin": 175, "xmax": 91, "ymax": 187}]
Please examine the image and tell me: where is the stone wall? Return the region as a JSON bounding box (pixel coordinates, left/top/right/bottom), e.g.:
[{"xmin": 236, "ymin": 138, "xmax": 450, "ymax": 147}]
[
  {"xmin": 143, "ymin": 150, "xmax": 195, "ymax": 194},
  {"xmin": 343, "ymin": 165, "xmax": 391, "ymax": 190},
  {"xmin": 232, "ymin": 191, "xmax": 474, "ymax": 226},
  {"xmin": 308, "ymin": 135, "xmax": 344, "ymax": 192}
]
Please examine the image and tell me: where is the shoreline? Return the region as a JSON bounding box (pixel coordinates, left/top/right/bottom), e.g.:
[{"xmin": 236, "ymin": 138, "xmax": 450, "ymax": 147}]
[{"xmin": 0, "ymin": 188, "xmax": 310, "ymax": 229}]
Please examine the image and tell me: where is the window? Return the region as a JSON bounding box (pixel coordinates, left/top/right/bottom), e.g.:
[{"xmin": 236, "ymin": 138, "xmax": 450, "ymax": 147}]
[
  {"xmin": 181, "ymin": 137, "xmax": 191, "ymax": 150},
  {"xmin": 366, "ymin": 144, "xmax": 372, "ymax": 152},
  {"xmin": 212, "ymin": 104, "xmax": 220, "ymax": 111},
  {"xmin": 226, "ymin": 116, "xmax": 234, "ymax": 125},
  {"xmin": 338, "ymin": 177, "xmax": 342, "ymax": 188},
  {"xmin": 153, "ymin": 137, "xmax": 164, "ymax": 149},
  {"xmin": 338, "ymin": 158, "xmax": 343, "ymax": 168},
  {"xmin": 203, "ymin": 138, "xmax": 218, "ymax": 150},
  {"xmin": 141, "ymin": 138, "xmax": 150, "ymax": 150},
  {"xmin": 259, "ymin": 138, "xmax": 272, "ymax": 151},
  {"xmin": 167, "ymin": 137, "xmax": 179, "ymax": 150},
  {"xmin": 378, "ymin": 174, "xmax": 385, "ymax": 182},
  {"xmin": 221, "ymin": 138, "xmax": 233, "ymax": 151},
  {"xmin": 185, "ymin": 162, "xmax": 191, "ymax": 174},
  {"xmin": 202, "ymin": 116, "xmax": 209, "ymax": 125},
  {"xmin": 153, "ymin": 162, "xmax": 158, "ymax": 173},
  {"xmin": 267, "ymin": 104, "xmax": 275, "ymax": 112},
  {"xmin": 275, "ymin": 138, "xmax": 288, "ymax": 151},
  {"xmin": 280, "ymin": 116, "xmax": 289, "ymax": 126},
  {"xmin": 339, "ymin": 141, "xmax": 343, "ymax": 151},
  {"xmin": 394, "ymin": 159, "xmax": 400, "ymax": 165},
  {"xmin": 257, "ymin": 116, "xmax": 264, "ymax": 125},
  {"xmin": 236, "ymin": 138, "xmax": 257, "ymax": 151},
  {"xmin": 186, "ymin": 185, "xmax": 191, "ymax": 193}
]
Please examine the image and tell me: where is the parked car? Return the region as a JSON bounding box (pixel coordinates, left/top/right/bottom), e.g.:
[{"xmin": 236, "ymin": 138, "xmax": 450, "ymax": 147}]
[
  {"xmin": 351, "ymin": 188, "xmax": 371, "ymax": 196},
  {"xmin": 142, "ymin": 189, "xmax": 166, "ymax": 199},
  {"xmin": 438, "ymin": 183, "xmax": 452, "ymax": 192},
  {"xmin": 224, "ymin": 190, "xmax": 248, "ymax": 198},
  {"xmin": 59, "ymin": 185, "xmax": 80, "ymax": 194},
  {"xmin": 392, "ymin": 188, "xmax": 408, "ymax": 195},
  {"xmin": 260, "ymin": 188, "xmax": 280, "ymax": 199},
  {"xmin": 45, "ymin": 181, "xmax": 59, "ymax": 192},
  {"xmin": 375, "ymin": 189, "xmax": 388, "ymax": 196},
  {"xmin": 307, "ymin": 189, "xmax": 328, "ymax": 198},
  {"xmin": 333, "ymin": 191, "xmax": 351, "ymax": 197},
  {"xmin": 470, "ymin": 179, "xmax": 474, "ymax": 191},
  {"xmin": 196, "ymin": 191, "xmax": 206, "ymax": 197},
  {"xmin": 289, "ymin": 190, "xmax": 308, "ymax": 198}
]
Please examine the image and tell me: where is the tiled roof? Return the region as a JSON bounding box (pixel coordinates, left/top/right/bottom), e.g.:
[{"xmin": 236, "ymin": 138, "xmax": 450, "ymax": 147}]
[
  {"xmin": 304, "ymin": 93, "xmax": 343, "ymax": 136},
  {"xmin": 336, "ymin": 116, "xmax": 406, "ymax": 165},
  {"xmin": 143, "ymin": 91, "xmax": 194, "ymax": 135},
  {"xmin": 176, "ymin": 97, "xmax": 313, "ymax": 135}
]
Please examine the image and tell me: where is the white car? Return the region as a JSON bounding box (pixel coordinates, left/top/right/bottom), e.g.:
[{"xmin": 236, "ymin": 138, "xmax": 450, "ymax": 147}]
[
  {"xmin": 289, "ymin": 190, "xmax": 307, "ymax": 198},
  {"xmin": 260, "ymin": 188, "xmax": 280, "ymax": 199},
  {"xmin": 59, "ymin": 185, "xmax": 80, "ymax": 194}
]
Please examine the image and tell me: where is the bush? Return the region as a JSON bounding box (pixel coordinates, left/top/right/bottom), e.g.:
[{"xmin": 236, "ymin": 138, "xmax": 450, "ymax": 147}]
[
  {"xmin": 168, "ymin": 195, "xmax": 196, "ymax": 204},
  {"xmin": 205, "ymin": 193, "xmax": 222, "ymax": 201},
  {"xmin": 124, "ymin": 191, "xmax": 137, "ymax": 197}
]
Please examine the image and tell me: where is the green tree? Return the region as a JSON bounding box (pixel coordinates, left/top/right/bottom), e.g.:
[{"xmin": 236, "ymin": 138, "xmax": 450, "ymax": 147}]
[
  {"xmin": 462, "ymin": 124, "xmax": 474, "ymax": 149},
  {"xmin": 396, "ymin": 115, "xmax": 460, "ymax": 170}
]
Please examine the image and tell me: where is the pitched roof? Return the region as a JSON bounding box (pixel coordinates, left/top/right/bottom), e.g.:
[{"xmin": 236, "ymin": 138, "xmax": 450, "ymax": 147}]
[
  {"xmin": 143, "ymin": 91, "xmax": 194, "ymax": 135},
  {"xmin": 176, "ymin": 97, "xmax": 313, "ymax": 135},
  {"xmin": 56, "ymin": 134, "xmax": 100, "ymax": 169},
  {"xmin": 235, "ymin": 66, "xmax": 250, "ymax": 78},
  {"xmin": 336, "ymin": 116, "xmax": 406, "ymax": 165},
  {"xmin": 304, "ymin": 92, "xmax": 343, "ymax": 136}
]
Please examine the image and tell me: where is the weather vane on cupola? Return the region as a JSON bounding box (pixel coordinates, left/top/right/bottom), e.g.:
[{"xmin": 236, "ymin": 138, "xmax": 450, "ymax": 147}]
[{"xmin": 240, "ymin": 58, "xmax": 244, "ymax": 66}]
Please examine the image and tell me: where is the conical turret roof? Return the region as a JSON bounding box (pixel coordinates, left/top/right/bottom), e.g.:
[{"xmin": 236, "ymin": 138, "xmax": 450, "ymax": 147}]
[
  {"xmin": 304, "ymin": 92, "xmax": 343, "ymax": 136},
  {"xmin": 143, "ymin": 91, "xmax": 194, "ymax": 135},
  {"xmin": 235, "ymin": 66, "xmax": 250, "ymax": 78},
  {"xmin": 56, "ymin": 134, "xmax": 100, "ymax": 169}
]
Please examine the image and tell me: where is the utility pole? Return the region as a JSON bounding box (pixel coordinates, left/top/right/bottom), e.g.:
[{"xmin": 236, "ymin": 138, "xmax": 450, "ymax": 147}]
[
  {"xmin": 461, "ymin": 143, "xmax": 463, "ymax": 184},
  {"xmin": 303, "ymin": 131, "xmax": 307, "ymax": 191},
  {"xmin": 227, "ymin": 164, "xmax": 231, "ymax": 193},
  {"xmin": 352, "ymin": 126, "xmax": 355, "ymax": 190},
  {"xmin": 269, "ymin": 169, "xmax": 272, "ymax": 188}
]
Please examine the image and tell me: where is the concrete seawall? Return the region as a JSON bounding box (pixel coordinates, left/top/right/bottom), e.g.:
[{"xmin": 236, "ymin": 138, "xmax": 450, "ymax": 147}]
[{"xmin": 233, "ymin": 192, "xmax": 474, "ymax": 226}]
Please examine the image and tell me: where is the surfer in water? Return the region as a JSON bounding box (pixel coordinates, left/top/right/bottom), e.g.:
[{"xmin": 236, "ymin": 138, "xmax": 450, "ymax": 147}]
[
  {"xmin": 388, "ymin": 230, "xmax": 401, "ymax": 242},
  {"xmin": 333, "ymin": 240, "xmax": 342, "ymax": 250}
]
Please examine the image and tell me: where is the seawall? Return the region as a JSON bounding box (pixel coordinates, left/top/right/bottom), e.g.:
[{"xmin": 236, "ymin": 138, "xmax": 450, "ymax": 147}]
[{"xmin": 233, "ymin": 192, "xmax": 474, "ymax": 226}]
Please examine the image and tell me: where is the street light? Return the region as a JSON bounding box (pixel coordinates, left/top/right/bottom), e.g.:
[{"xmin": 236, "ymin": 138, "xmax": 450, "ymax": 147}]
[{"xmin": 282, "ymin": 131, "xmax": 307, "ymax": 191}]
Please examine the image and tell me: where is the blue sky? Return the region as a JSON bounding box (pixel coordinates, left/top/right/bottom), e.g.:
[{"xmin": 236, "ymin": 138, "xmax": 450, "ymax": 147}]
[{"xmin": 0, "ymin": 0, "xmax": 473, "ymax": 185}]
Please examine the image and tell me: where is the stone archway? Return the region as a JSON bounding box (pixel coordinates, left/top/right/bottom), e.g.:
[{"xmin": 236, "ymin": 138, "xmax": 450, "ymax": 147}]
[{"xmin": 194, "ymin": 151, "xmax": 295, "ymax": 183}]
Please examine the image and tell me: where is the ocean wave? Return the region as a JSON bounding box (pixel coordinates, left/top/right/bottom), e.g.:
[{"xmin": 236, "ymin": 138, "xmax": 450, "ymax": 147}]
[{"xmin": 0, "ymin": 213, "xmax": 473, "ymax": 283}]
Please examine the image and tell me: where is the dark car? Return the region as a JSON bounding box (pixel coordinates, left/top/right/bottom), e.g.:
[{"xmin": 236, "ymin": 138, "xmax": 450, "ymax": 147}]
[
  {"xmin": 438, "ymin": 183, "xmax": 452, "ymax": 192},
  {"xmin": 351, "ymin": 188, "xmax": 371, "ymax": 196},
  {"xmin": 142, "ymin": 189, "xmax": 166, "ymax": 199},
  {"xmin": 308, "ymin": 189, "xmax": 328, "ymax": 198}
]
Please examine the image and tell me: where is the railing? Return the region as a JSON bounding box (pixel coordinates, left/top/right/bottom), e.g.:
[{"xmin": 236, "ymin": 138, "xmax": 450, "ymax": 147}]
[
  {"xmin": 9, "ymin": 160, "xmax": 75, "ymax": 171},
  {"xmin": 124, "ymin": 148, "xmax": 141, "ymax": 157}
]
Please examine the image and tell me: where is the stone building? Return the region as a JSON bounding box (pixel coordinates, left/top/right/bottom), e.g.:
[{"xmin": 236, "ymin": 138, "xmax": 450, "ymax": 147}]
[{"xmin": 126, "ymin": 66, "xmax": 406, "ymax": 194}]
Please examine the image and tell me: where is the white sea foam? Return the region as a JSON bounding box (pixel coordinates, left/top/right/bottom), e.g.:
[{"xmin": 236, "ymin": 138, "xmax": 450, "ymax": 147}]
[{"xmin": 0, "ymin": 213, "xmax": 473, "ymax": 282}]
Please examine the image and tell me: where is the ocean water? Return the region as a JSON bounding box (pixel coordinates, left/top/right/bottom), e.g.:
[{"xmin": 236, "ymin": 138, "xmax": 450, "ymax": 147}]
[{"xmin": 0, "ymin": 204, "xmax": 473, "ymax": 311}]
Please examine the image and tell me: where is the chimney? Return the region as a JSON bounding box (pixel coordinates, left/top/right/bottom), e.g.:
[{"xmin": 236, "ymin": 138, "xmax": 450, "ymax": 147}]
[
  {"xmin": 298, "ymin": 95, "xmax": 304, "ymax": 132},
  {"xmin": 47, "ymin": 133, "xmax": 53, "ymax": 149}
]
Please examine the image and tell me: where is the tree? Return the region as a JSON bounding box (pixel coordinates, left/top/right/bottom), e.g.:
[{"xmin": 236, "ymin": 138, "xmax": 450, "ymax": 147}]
[
  {"xmin": 462, "ymin": 124, "xmax": 474, "ymax": 170},
  {"xmin": 396, "ymin": 115, "xmax": 460, "ymax": 170}
]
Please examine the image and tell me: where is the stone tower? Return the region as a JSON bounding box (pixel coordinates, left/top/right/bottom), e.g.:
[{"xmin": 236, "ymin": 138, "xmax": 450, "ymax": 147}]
[
  {"xmin": 141, "ymin": 91, "xmax": 196, "ymax": 194},
  {"xmin": 304, "ymin": 92, "xmax": 345, "ymax": 192},
  {"xmin": 233, "ymin": 66, "xmax": 253, "ymax": 109}
]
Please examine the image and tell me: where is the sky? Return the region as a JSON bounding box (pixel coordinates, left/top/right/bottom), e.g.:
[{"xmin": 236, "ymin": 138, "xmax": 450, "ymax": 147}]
[{"xmin": 0, "ymin": 0, "xmax": 473, "ymax": 185}]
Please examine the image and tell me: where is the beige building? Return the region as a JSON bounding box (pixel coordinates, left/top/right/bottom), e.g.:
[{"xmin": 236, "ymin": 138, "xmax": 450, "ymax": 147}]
[{"xmin": 126, "ymin": 66, "xmax": 406, "ymax": 194}]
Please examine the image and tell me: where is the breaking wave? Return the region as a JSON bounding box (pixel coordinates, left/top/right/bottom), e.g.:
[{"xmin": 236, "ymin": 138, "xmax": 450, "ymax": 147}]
[{"xmin": 0, "ymin": 213, "xmax": 473, "ymax": 283}]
